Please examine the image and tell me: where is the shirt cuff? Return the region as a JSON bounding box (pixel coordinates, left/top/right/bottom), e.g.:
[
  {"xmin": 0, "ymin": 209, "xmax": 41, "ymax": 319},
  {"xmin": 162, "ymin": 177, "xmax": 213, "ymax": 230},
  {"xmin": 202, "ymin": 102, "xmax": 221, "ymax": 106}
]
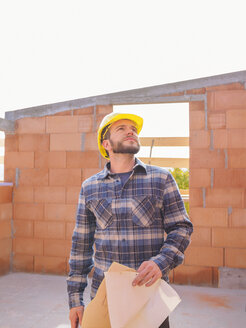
[{"xmin": 68, "ymin": 293, "xmax": 85, "ymax": 309}]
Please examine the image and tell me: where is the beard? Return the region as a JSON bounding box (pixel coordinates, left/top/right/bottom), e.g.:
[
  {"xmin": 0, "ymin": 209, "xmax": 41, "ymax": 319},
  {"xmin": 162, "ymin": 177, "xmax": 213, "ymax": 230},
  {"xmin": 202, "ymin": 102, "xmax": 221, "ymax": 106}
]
[{"xmin": 109, "ymin": 138, "xmax": 140, "ymax": 155}]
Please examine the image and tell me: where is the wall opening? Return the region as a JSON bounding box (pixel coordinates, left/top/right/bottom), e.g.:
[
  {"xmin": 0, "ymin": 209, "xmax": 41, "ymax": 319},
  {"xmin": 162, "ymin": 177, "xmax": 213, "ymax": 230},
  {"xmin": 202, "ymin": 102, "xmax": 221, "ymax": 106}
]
[{"xmin": 113, "ymin": 103, "xmax": 189, "ymax": 211}]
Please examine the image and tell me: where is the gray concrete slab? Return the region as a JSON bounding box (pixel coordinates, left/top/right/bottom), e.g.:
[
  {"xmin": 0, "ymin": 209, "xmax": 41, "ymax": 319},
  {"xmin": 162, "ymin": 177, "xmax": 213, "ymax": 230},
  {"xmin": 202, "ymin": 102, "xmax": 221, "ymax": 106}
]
[{"xmin": 0, "ymin": 272, "xmax": 245, "ymax": 328}]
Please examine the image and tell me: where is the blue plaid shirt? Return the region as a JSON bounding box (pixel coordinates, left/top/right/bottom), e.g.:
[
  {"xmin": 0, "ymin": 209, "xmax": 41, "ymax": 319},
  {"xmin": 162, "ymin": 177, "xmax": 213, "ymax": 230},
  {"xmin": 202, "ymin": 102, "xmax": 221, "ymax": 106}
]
[{"xmin": 67, "ymin": 158, "xmax": 193, "ymax": 308}]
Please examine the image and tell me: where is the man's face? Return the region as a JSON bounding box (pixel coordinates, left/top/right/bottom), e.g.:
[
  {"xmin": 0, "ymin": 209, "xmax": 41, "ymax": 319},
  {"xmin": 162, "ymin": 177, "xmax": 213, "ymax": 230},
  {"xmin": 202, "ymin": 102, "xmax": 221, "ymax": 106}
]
[{"xmin": 106, "ymin": 119, "xmax": 140, "ymax": 155}]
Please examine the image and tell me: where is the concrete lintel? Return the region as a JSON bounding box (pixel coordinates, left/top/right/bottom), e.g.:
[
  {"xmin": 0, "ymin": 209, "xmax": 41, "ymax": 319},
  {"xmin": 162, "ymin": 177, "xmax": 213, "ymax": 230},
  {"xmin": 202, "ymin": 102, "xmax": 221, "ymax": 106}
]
[
  {"xmin": 5, "ymin": 70, "xmax": 246, "ymax": 121},
  {"xmin": 0, "ymin": 118, "xmax": 15, "ymax": 132},
  {"xmin": 5, "ymin": 94, "xmax": 204, "ymax": 121}
]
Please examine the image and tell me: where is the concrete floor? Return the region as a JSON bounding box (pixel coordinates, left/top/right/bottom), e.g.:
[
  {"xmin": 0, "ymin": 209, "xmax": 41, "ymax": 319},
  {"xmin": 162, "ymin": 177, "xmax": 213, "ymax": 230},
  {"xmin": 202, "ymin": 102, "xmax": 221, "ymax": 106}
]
[{"xmin": 0, "ymin": 273, "xmax": 245, "ymax": 328}]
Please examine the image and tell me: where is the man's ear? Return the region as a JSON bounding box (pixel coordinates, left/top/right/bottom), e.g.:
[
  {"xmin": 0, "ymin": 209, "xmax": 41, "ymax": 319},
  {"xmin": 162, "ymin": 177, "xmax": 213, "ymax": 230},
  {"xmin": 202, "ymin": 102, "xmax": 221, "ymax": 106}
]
[{"xmin": 102, "ymin": 139, "xmax": 110, "ymax": 152}]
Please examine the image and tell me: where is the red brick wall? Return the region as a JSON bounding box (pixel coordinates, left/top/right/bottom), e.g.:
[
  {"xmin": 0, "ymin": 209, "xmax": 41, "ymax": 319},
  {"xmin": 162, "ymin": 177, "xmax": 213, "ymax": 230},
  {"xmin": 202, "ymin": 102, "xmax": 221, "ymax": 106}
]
[
  {"xmin": 3, "ymin": 83, "xmax": 246, "ymax": 286},
  {"xmin": 172, "ymin": 82, "xmax": 246, "ymax": 286},
  {"xmin": 4, "ymin": 105, "xmax": 111, "ymax": 274},
  {"xmin": 0, "ymin": 184, "xmax": 13, "ymax": 275}
]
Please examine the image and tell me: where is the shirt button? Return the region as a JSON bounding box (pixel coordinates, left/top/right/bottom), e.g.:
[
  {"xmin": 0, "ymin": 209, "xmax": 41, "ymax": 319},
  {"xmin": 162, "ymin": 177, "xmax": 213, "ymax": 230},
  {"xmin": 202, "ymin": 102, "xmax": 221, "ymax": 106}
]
[{"xmin": 122, "ymin": 238, "xmax": 126, "ymax": 242}]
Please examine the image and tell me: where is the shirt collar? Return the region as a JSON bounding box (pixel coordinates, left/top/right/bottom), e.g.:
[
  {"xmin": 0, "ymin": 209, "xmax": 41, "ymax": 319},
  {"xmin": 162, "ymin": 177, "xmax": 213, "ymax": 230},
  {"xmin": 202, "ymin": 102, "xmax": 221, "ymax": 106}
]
[{"xmin": 97, "ymin": 157, "xmax": 147, "ymax": 180}]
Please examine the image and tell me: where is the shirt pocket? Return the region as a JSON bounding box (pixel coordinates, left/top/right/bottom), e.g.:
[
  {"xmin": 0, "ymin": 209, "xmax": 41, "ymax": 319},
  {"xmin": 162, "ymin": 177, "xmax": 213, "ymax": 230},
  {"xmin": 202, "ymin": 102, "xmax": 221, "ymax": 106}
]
[
  {"xmin": 88, "ymin": 199, "xmax": 113, "ymax": 230},
  {"xmin": 131, "ymin": 196, "xmax": 160, "ymax": 227}
]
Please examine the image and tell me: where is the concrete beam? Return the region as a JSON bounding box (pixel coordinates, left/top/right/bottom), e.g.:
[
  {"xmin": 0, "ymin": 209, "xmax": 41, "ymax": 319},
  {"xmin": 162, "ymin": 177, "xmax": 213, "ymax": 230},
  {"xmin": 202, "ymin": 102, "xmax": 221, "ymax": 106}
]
[
  {"xmin": 0, "ymin": 118, "xmax": 15, "ymax": 133},
  {"xmin": 5, "ymin": 70, "xmax": 246, "ymax": 121}
]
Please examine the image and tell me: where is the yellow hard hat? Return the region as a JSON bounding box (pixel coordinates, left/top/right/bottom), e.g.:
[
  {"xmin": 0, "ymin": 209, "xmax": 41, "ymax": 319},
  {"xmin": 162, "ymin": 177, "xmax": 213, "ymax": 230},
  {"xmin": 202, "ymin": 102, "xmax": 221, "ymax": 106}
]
[{"xmin": 97, "ymin": 112, "xmax": 143, "ymax": 159}]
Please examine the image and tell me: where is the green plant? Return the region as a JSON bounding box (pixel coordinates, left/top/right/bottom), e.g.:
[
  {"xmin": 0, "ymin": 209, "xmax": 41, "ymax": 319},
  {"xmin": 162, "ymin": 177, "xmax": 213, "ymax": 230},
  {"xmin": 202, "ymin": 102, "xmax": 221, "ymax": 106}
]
[
  {"xmin": 169, "ymin": 168, "xmax": 189, "ymax": 189},
  {"xmin": 169, "ymin": 168, "xmax": 189, "ymax": 214}
]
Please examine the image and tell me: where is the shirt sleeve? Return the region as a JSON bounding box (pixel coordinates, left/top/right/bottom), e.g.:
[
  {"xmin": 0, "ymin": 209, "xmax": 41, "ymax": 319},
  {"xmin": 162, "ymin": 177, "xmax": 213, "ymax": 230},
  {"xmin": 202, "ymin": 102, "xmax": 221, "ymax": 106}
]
[
  {"xmin": 66, "ymin": 185, "xmax": 96, "ymax": 309},
  {"xmin": 151, "ymin": 172, "xmax": 193, "ymax": 276}
]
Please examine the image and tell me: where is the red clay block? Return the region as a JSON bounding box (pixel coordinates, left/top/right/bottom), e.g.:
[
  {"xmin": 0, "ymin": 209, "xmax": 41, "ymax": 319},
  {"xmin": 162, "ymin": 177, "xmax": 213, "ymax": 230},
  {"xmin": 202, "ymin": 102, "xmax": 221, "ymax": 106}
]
[
  {"xmin": 78, "ymin": 115, "xmax": 93, "ymax": 133},
  {"xmin": 4, "ymin": 152, "xmax": 34, "ymax": 169},
  {"xmin": 208, "ymin": 90, "xmax": 246, "ymax": 111},
  {"xmin": 206, "ymin": 188, "xmax": 244, "ymax": 208},
  {"xmin": 226, "ymin": 110, "xmax": 246, "ymax": 129},
  {"xmin": 13, "ymin": 237, "xmax": 43, "ymax": 256},
  {"xmin": 0, "ymin": 256, "xmax": 10, "ymax": 275},
  {"xmin": 0, "ymin": 238, "xmax": 12, "ymax": 258},
  {"xmin": 14, "ymin": 203, "xmax": 44, "ymax": 220},
  {"xmin": 43, "ymin": 239, "xmax": 71, "ymax": 257},
  {"xmin": 212, "ymin": 227, "xmax": 246, "ymax": 248},
  {"xmin": 162, "ymin": 92, "xmax": 184, "ymax": 97},
  {"xmin": 228, "ymin": 129, "xmax": 246, "ymax": 148},
  {"xmin": 44, "ymin": 204, "xmax": 77, "ymax": 222},
  {"xmin": 0, "ymin": 203, "xmax": 12, "ymax": 220},
  {"xmin": 35, "ymin": 151, "xmax": 66, "ymax": 169},
  {"xmin": 225, "ymin": 248, "xmax": 246, "ymax": 268},
  {"xmin": 82, "ymin": 168, "xmax": 101, "ymax": 181},
  {"xmin": 34, "ymin": 221, "xmax": 65, "ymax": 239},
  {"xmin": 213, "ymin": 130, "xmax": 228, "ymax": 148},
  {"xmin": 190, "ymin": 227, "xmax": 211, "ymax": 246},
  {"xmin": 186, "ymin": 88, "xmax": 206, "ymax": 95},
  {"xmin": 189, "ymin": 207, "xmax": 228, "ymax": 227},
  {"xmin": 84, "ymin": 133, "xmax": 98, "ymax": 151},
  {"xmin": 0, "ymin": 220, "xmax": 11, "ymax": 239},
  {"xmin": 208, "ymin": 113, "xmax": 226, "ymax": 129},
  {"xmin": 4, "ymin": 169, "xmax": 15, "ymax": 182},
  {"xmin": 0, "ymin": 186, "xmax": 13, "ymax": 203},
  {"xmin": 189, "ymin": 188, "xmax": 203, "ymax": 207},
  {"xmin": 189, "ymin": 111, "xmax": 205, "ymax": 130},
  {"xmin": 19, "ymin": 134, "xmax": 50, "ymax": 152},
  {"xmin": 189, "ymin": 101, "xmax": 205, "ymax": 111},
  {"xmin": 16, "ymin": 117, "xmax": 46, "ymax": 134},
  {"xmin": 73, "ymin": 107, "xmax": 94, "ymax": 115},
  {"xmin": 66, "ymin": 151, "xmax": 99, "ymax": 169},
  {"xmin": 189, "ymin": 169, "xmax": 211, "ymax": 188},
  {"xmin": 231, "ymin": 209, "xmax": 246, "ymax": 227},
  {"xmin": 173, "ymin": 265, "xmax": 213, "ymax": 286},
  {"xmin": 50, "ymin": 133, "xmax": 82, "ymax": 151},
  {"xmin": 14, "ymin": 220, "xmax": 34, "ymax": 237},
  {"xmin": 66, "ymin": 186, "xmax": 81, "ymax": 204},
  {"xmin": 13, "ymin": 186, "xmax": 34, "ymax": 203},
  {"xmin": 4, "ymin": 135, "xmax": 19, "ymax": 152},
  {"xmin": 49, "ymin": 168, "xmax": 81, "ymax": 186},
  {"xmin": 12, "ymin": 254, "xmax": 34, "ymax": 272},
  {"xmin": 66, "ymin": 222, "xmax": 75, "ymax": 240},
  {"xmin": 190, "ymin": 149, "xmax": 225, "ymax": 168},
  {"xmin": 34, "ymin": 255, "xmax": 67, "ymax": 274},
  {"xmin": 46, "ymin": 116, "xmax": 79, "ymax": 133},
  {"xmin": 34, "ymin": 186, "xmax": 66, "ymax": 203},
  {"xmin": 18, "ymin": 168, "xmax": 49, "ymax": 186},
  {"xmin": 95, "ymin": 114, "xmax": 106, "ymax": 130},
  {"xmin": 96, "ymin": 105, "xmax": 113, "ymax": 115},
  {"xmin": 214, "ymin": 169, "xmax": 246, "ymax": 188},
  {"xmin": 190, "ymin": 130, "xmax": 210, "ymax": 148},
  {"xmin": 228, "ymin": 149, "xmax": 246, "ymax": 168},
  {"xmin": 185, "ymin": 246, "xmax": 223, "ymax": 267}
]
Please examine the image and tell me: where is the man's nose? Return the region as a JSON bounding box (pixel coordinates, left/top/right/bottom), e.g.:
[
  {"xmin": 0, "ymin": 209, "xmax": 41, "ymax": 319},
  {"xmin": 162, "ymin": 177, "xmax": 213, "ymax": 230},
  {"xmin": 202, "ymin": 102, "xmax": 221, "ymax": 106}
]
[{"xmin": 126, "ymin": 127, "xmax": 134, "ymax": 135}]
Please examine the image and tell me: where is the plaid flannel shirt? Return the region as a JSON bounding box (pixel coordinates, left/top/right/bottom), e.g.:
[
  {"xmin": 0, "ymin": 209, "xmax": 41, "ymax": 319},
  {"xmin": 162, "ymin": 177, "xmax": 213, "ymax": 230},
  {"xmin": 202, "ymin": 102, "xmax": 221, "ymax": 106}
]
[{"xmin": 67, "ymin": 158, "xmax": 193, "ymax": 308}]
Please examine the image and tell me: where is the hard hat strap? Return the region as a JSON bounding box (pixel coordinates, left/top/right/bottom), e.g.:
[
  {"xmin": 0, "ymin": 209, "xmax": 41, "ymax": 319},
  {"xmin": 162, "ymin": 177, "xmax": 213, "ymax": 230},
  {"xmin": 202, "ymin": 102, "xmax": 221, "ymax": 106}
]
[{"xmin": 101, "ymin": 124, "xmax": 112, "ymax": 143}]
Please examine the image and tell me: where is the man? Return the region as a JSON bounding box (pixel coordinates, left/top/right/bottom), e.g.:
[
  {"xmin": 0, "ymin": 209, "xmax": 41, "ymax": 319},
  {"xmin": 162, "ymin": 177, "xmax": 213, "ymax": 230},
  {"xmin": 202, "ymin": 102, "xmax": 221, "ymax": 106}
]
[{"xmin": 67, "ymin": 112, "xmax": 193, "ymax": 328}]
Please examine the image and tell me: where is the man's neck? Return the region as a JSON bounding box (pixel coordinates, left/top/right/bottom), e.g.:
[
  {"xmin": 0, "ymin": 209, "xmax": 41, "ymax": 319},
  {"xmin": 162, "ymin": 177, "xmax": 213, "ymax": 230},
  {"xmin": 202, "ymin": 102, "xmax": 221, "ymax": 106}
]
[{"xmin": 109, "ymin": 154, "xmax": 135, "ymax": 174}]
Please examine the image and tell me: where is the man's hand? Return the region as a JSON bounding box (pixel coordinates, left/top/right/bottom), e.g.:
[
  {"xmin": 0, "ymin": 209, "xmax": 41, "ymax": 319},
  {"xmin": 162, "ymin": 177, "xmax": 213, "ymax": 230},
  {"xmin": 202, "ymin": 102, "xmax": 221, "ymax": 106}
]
[
  {"xmin": 132, "ymin": 260, "xmax": 162, "ymax": 287},
  {"xmin": 69, "ymin": 306, "xmax": 84, "ymax": 328}
]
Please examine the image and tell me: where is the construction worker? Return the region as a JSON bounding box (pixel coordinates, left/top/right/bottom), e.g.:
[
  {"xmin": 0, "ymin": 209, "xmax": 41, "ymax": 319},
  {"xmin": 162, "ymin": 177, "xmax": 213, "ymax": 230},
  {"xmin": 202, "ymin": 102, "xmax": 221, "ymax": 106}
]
[{"xmin": 67, "ymin": 112, "xmax": 193, "ymax": 328}]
